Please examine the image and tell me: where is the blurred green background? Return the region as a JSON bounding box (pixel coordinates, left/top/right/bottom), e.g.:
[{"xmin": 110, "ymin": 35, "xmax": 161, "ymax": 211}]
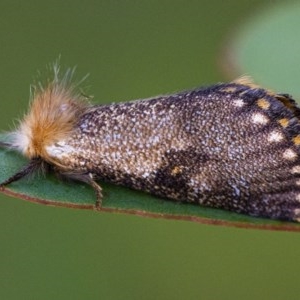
[{"xmin": 0, "ymin": 1, "xmax": 300, "ymax": 299}]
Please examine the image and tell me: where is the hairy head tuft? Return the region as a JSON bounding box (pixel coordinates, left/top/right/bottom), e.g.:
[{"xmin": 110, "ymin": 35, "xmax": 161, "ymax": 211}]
[{"xmin": 12, "ymin": 66, "xmax": 90, "ymax": 159}]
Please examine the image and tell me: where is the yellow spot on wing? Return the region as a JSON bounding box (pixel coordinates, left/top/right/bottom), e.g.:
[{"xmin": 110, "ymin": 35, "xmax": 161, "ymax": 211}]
[
  {"xmin": 171, "ymin": 166, "xmax": 182, "ymax": 175},
  {"xmin": 293, "ymin": 135, "xmax": 300, "ymax": 146},
  {"xmin": 257, "ymin": 98, "xmax": 270, "ymax": 110},
  {"xmin": 278, "ymin": 118, "xmax": 289, "ymax": 128}
]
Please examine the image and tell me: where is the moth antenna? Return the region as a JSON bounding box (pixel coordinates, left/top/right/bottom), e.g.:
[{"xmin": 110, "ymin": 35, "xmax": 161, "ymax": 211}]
[
  {"xmin": 0, "ymin": 141, "xmax": 13, "ymax": 148},
  {"xmin": 0, "ymin": 157, "xmax": 46, "ymax": 187}
]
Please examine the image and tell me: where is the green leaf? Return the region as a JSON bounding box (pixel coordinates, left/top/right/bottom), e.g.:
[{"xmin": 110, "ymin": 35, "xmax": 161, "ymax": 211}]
[{"xmin": 0, "ymin": 132, "xmax": 300, "ymax": 232}]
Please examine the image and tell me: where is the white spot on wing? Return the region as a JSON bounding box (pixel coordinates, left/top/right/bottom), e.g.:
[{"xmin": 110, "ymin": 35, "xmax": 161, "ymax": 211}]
[
  {"xmin": 294, "ymin": 209, "xmax": 300, "ymax": 221},
  {"xmin": 251, "ymin": 112, "xmax": 269, "ymax": 125},
  {"xmin": 283, "ymin": 148, "xmax": 297, "ymax": 161},
  {"xmin": 233, "ymin": 99, "xmax": 245, "ymax": 107},
  {"xmin": 291, "ymin": 166, "xmax": 300, "ymax": 174},
  {"xmin": 268, "ymin": 130, "xmax": 284, "ymax": 143}
]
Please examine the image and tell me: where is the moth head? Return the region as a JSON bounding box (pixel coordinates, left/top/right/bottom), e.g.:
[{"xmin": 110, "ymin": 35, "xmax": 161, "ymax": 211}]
[{"xmin": 10, "ymin": 83, "xmax": 89, "ymax": 160}]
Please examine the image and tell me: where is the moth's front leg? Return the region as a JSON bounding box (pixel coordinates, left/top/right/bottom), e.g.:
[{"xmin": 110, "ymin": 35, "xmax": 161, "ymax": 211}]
[{"xmin": 58, "ymin": 171, "xmax": 103, "ymax": 209}]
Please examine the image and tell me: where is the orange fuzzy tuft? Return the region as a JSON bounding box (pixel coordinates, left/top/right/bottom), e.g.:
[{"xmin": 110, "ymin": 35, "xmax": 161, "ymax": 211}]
[{"xmin": 13, "ymin": 82, "xmax": 89, "ymax": 160}]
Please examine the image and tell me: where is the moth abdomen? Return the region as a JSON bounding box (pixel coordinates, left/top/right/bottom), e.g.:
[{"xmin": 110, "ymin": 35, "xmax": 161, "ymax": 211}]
[{"xmin": 2, "ymin": 70, "xmax": 300, "ymax": 222}]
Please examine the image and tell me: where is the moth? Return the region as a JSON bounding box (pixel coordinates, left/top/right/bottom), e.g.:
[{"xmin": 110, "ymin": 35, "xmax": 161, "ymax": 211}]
[{"xmin": 1, "ymin": 65, "xmax": 300, "ymax": 222}]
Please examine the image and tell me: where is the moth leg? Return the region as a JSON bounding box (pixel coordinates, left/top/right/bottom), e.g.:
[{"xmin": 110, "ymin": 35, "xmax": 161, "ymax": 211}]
[
  {"xmin": 0, "ymin": 157, "xmax": 45, "ymax": 187},
  {"xmin": 60, "ymin": 172, "xmax": 103, "ymax": 209},
  {"xmin": 86, "ymin": 174, "xmax": 103, "ymax": 210}
]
